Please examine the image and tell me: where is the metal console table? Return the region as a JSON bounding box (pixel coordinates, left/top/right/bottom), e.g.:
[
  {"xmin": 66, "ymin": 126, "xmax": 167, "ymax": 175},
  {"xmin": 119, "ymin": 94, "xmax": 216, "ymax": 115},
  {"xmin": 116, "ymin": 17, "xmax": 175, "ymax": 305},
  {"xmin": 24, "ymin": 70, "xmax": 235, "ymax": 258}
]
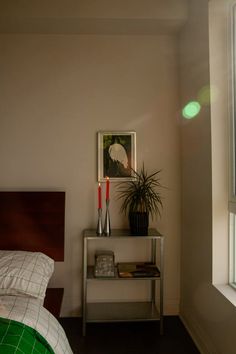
[{"xmin": 82, "ymin": 228, "xmax": 164, "ymax": 336}]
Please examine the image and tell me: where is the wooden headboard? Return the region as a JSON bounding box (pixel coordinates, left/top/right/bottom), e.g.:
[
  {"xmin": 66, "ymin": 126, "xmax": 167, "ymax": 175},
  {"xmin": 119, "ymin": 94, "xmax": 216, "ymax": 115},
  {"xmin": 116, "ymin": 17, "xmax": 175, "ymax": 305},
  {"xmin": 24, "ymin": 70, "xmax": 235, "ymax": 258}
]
[{"xmin": 0, "ymin": 191, "xmax": 65, "ymax": 261}]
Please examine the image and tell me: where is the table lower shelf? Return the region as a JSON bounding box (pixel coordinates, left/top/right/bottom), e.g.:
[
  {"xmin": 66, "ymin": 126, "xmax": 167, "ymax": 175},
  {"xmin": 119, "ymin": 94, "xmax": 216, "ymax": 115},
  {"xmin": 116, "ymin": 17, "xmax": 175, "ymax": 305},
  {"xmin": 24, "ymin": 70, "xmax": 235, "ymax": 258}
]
[{"xmin": 86, "ymin": 301, "xmax": 160, "ymax": 323}]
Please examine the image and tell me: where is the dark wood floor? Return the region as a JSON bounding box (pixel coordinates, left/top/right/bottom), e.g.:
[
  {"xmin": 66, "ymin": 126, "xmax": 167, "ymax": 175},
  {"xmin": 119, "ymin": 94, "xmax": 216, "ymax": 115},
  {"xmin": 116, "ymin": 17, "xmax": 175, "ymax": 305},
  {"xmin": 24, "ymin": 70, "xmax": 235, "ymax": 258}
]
[{"xmin": 59, "ymin": 317, "xmax": 200, "ymax": 354}]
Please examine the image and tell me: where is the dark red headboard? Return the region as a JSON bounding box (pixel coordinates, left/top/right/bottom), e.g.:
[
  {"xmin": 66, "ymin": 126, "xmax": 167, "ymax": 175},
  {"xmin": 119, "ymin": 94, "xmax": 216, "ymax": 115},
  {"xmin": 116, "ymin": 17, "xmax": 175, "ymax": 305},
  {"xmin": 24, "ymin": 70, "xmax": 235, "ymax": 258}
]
[{"xmin": 0, "ymin": 192, "xmax": 65, "ymax": 261}]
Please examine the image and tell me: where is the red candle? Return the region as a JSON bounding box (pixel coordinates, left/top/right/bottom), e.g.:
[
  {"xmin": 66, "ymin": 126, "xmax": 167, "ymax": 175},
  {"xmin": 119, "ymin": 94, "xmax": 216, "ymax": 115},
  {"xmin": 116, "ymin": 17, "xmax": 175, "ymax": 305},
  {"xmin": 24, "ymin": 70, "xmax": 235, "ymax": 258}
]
[
  {"xmin": 106, "ymin": 177, "xmax": 110, "ymax": 201},
  {"xmin": 98, "ymin": 183, "xmax": 102, "ymax": 209}
]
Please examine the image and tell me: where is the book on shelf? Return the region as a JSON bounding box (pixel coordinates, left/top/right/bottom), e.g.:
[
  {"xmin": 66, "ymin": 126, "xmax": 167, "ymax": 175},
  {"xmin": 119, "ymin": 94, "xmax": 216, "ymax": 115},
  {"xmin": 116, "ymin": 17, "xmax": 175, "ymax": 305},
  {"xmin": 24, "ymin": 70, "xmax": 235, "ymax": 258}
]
[{"xmin": 117, "ymin": 262, "xmax": 160, "ymax": 278}]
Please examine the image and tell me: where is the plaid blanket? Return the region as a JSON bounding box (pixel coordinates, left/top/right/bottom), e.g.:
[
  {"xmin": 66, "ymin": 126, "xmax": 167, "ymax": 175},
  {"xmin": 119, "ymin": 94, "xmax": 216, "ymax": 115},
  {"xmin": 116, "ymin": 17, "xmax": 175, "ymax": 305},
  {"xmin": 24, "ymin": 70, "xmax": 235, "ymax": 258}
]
[
  {"xmin": 0, "ymin": 317, "xmax": 54, "ymax": 354},
  {"xmin": 0, "ymin": 296, "xmax": 73, "ymax": 354}
]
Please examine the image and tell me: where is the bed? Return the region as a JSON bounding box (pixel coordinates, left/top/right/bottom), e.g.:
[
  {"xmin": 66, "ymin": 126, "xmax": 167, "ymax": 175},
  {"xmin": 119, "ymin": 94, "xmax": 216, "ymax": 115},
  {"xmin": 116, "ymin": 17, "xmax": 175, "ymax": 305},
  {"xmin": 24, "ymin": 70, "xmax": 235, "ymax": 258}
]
[{"xmin": 0, "ymin": 191, "xmax": 73, "ymax": 354}]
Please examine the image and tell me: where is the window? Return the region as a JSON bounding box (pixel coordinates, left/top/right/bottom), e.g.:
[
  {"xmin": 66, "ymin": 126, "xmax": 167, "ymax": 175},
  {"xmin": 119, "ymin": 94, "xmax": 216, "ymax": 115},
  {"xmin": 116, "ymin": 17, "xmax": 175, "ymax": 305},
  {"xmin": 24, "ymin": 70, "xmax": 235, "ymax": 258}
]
[
  {"xmin": 229, "ymin": 4, "xmax": 236, "ymax": 287},
  {"xmin": 210, "ymin": 0, "xmax": 236, "ymax": 306}
]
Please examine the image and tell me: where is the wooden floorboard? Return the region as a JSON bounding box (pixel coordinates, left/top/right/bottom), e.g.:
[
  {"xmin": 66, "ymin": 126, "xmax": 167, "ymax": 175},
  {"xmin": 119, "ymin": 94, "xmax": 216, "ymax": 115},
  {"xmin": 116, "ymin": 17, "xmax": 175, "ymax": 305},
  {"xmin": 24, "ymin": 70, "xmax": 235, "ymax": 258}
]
[{"xmin": 59, "ymin": 316, "xmax": 200, "ymax": 354}]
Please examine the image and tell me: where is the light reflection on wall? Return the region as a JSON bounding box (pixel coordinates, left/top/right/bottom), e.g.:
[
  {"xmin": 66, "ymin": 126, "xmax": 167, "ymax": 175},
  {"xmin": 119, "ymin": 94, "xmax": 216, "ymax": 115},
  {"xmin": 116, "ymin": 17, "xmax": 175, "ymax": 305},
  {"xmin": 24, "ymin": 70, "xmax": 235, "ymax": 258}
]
[
  {"xmin": 182, "ymin": 101, "xmax": 201, "ymax": 119},
  {"xmin": 182, "ymin": 85, "xmax": 212, "ymax": 119}
]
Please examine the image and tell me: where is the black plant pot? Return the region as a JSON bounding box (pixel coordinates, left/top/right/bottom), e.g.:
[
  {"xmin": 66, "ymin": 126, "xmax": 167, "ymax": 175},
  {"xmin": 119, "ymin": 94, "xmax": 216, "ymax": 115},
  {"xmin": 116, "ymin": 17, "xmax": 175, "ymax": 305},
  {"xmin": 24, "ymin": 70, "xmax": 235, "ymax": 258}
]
[{"xmin": 129, "ymin": 212, "xmax": 149, "ymax": 236}]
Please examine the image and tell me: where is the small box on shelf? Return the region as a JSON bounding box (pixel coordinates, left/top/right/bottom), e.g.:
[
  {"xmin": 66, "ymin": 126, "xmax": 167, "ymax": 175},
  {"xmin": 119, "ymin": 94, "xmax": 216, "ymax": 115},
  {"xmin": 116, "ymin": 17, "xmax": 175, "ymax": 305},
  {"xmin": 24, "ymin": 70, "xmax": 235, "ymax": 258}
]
[{"xmin": 94, "ymin": 250, "xmax": 115, "ymax": 278}]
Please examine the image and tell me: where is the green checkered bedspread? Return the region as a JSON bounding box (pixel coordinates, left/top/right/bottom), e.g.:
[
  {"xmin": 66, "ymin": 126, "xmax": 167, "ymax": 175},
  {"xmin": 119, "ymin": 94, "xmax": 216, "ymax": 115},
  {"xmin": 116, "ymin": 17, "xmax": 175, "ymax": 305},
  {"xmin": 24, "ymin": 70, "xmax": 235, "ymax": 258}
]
[{"xmin": 0, "ymin": 317, "xmax": 54, "ymax": 354}]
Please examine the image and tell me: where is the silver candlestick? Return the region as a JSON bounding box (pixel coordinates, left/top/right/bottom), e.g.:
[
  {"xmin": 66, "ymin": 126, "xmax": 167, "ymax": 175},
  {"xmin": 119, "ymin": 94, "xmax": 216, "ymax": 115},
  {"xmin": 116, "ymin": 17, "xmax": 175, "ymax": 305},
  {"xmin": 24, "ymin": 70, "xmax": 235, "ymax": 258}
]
[
  {"xmin": 96, "ymin": 208, "xmax": 103, "ymax": 236},
  {"xmin": 103, "ymin": 199, "xmax": 111, "ymax": 236}
]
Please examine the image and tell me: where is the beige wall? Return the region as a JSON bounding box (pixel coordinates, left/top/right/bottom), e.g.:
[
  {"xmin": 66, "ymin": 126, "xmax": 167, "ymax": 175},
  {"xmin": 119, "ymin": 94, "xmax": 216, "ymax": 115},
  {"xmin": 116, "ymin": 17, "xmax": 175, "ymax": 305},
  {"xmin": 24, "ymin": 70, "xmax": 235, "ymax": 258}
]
[
  {"xmin": 179, "ymin": 0, "xmax": 236, "ymax": 353},
  {"xmin": 0, "ymin": 33, "xmax": 181, "ymax": 316},
  {"xmin": 0, "ymin": 0, "xmax": 188, "ymax": 19},
  {"xmin": 2, "ymin": 3, "xmax": 236, "ymax": 351},
  {"xmin": 0, "ymin": 0, "xmax": 188, "ymax": 35}
]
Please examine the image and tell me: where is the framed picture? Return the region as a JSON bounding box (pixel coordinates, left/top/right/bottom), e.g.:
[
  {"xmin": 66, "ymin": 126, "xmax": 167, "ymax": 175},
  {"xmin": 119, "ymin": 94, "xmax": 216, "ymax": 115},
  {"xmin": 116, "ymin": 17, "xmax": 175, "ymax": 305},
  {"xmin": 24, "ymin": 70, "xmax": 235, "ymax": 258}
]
[{"xmin": 98, "ymin": 131, "xmax": 136, "ymax": 182}]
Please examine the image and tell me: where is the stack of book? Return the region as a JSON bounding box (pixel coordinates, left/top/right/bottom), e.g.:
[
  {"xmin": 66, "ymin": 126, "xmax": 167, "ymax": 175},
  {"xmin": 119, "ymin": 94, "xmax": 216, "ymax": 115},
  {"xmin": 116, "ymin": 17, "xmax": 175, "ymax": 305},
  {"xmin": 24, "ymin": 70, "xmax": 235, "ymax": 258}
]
[{"xmin": 117, "ymin": 262, "xmax": 160, "ymax": 278}]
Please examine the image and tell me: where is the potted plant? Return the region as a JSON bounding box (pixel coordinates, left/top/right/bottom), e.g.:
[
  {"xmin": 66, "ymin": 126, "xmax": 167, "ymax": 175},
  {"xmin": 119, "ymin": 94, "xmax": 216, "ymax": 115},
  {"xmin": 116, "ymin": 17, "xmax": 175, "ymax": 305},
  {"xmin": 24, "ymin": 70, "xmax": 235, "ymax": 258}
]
[{"xmin": 117, "ymin": 164, "xmax": 163, "ymax": 235}]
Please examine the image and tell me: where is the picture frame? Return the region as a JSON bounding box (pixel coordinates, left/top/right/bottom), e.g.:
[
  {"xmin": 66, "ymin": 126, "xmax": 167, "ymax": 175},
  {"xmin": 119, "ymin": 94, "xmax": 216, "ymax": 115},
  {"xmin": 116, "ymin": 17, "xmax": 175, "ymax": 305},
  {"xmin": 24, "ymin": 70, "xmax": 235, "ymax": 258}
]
[{"xmin": 98, "ymin": 131, "xmax": 136, "ymax": 182}]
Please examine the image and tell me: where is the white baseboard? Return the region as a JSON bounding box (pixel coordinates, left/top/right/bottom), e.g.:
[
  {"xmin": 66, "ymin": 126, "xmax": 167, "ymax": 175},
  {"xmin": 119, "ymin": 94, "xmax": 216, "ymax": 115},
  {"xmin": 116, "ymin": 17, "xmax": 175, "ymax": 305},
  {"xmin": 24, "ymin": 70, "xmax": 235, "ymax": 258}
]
[{"xmin": 180, "ymin": 309, "xmax": 220, "ymax": 354}]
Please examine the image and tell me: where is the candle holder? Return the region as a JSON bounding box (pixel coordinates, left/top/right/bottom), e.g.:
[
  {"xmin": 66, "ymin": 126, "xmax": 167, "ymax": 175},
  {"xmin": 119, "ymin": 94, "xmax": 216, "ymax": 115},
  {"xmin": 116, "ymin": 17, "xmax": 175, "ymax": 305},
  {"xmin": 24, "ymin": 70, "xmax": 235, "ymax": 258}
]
[
  {"xmin": 96, "ymin": 208, "xmax": 103, "ymax": 236},
  {"xmin": 103, "ymin": 199, "xmax": 111, "ymax": 236}
]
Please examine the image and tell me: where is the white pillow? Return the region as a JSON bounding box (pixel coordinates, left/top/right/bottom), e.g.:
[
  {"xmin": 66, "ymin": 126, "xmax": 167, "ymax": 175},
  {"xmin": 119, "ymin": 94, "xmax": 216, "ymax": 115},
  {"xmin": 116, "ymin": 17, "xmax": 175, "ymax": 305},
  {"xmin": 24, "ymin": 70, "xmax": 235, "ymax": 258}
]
[{"xmin": 0, "ymin": 251, "xmax": 54, "ymax": 300}]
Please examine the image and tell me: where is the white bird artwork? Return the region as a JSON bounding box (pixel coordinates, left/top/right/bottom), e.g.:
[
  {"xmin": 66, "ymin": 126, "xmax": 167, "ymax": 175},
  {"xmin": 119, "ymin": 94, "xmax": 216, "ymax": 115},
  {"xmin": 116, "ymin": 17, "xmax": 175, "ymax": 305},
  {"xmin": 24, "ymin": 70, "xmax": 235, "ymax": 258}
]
[{"xmin": 108, "ymin": 143, "xmax": 128, "ymax": 169}]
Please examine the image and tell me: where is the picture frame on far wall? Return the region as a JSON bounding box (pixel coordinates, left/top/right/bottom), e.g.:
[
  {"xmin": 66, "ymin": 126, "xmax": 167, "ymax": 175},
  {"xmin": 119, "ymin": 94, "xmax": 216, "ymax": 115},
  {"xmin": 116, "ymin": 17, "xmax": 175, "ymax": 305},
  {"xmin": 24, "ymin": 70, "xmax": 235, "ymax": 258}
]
[{"xmin": 98, "ymin": 131, "xmax": 136, "ymax": 182}]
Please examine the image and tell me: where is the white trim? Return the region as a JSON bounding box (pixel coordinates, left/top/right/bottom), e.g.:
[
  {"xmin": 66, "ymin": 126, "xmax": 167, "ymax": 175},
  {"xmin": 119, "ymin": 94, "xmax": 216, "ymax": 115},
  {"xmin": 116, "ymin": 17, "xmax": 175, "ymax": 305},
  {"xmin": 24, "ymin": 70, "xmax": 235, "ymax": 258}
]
[
  {"xmin": 180, "ymin": 309, "xmax": 220, "ymax": 354},
  {"xmin": 229, "ymin": 212, "xmax": 235, "ymax": 283},
  {"xmin": 229, "ymin": 4, "xmax": 236, "ymax": 203},
  {"xmin": 229, "ymin": 4, "xmax": 236, "ymax": 287},
  {"xmin": 214, "ymin": 283, "xmax": 236, "ymax": 307}
]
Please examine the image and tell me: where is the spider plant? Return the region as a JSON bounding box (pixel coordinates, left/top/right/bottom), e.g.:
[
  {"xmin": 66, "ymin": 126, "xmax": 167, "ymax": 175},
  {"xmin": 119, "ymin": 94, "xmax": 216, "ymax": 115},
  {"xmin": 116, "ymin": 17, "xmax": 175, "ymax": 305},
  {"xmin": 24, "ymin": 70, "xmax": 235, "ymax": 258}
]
[{"xmin": 117, "ymin": 164, "xmax": 163, "ymax": 220}]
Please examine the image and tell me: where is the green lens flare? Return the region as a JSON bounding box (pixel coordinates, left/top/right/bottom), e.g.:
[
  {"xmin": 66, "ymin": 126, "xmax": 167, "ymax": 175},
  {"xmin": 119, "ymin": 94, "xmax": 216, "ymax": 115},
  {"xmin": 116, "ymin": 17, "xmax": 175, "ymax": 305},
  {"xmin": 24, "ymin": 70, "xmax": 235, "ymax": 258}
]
[
  {"xmin": 182, "ymin": 101, "xmax": 201, "ymax": 119},
  {"xmin": 198, "ymin": 85, "xmax": 210, "ymax": 106}
]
